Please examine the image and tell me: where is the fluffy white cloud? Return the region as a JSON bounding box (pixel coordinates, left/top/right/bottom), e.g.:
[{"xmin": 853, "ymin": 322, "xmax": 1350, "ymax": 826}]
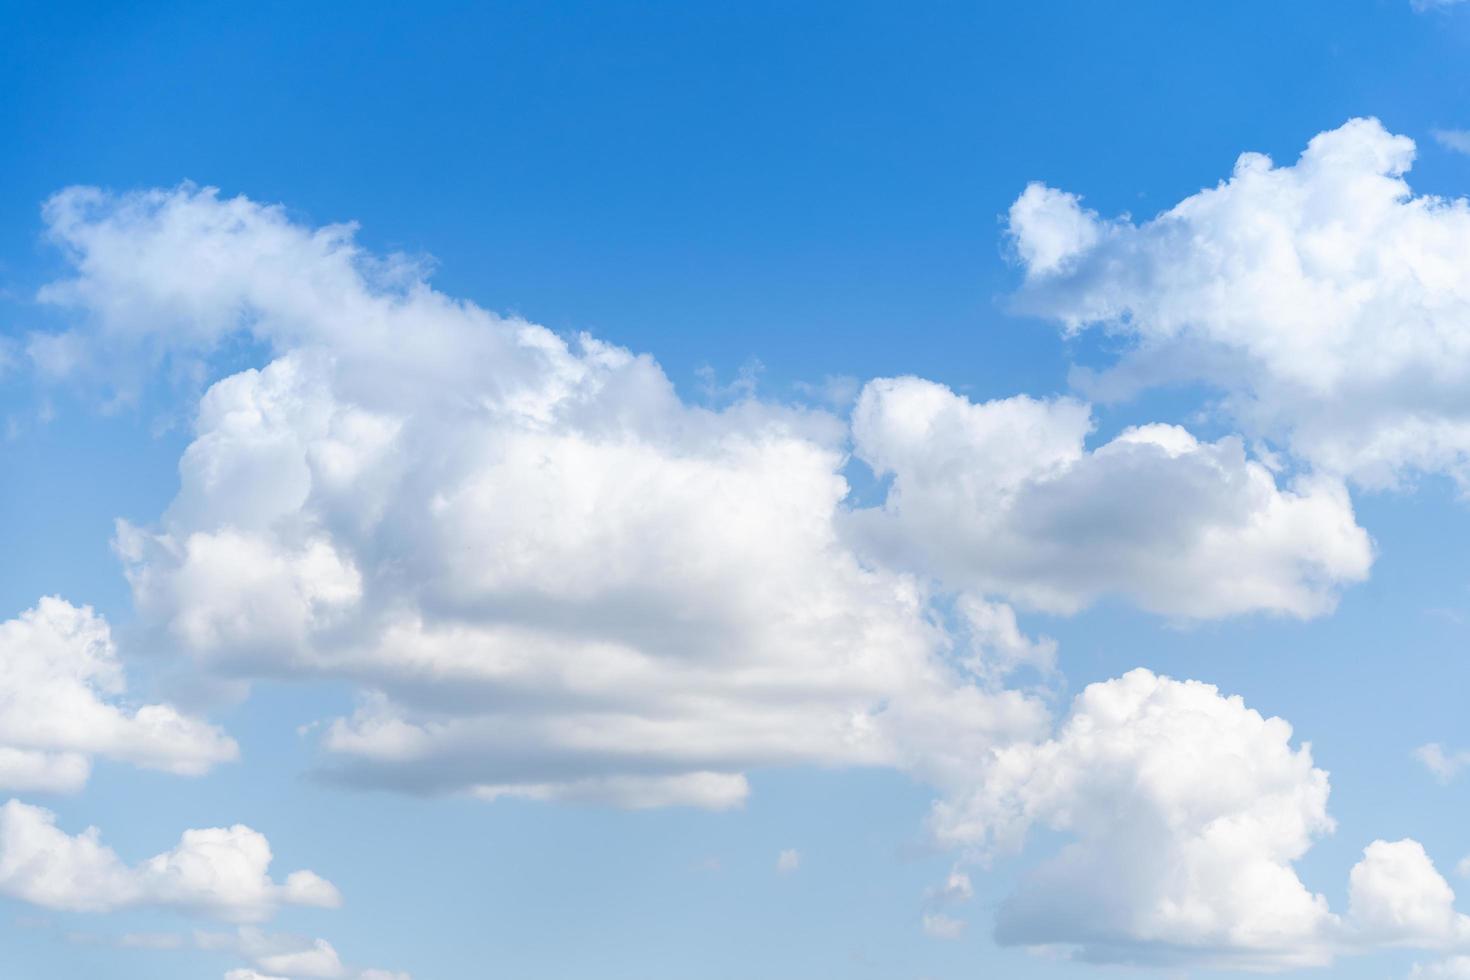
[
  {"xmin": 927, "ymin": 668, "xmax": 1470, "ymax": 968},
  {"xmin": 206, "ymin": 927, "xmax": 410, "ymax": 980},
  {"xmin": 931, "ymin": 669, "xmax": 1339, "ymax": 968},
  {"xmin": 850, "ymin": 377, "xmax": 1372, "ymax": 617},
  {"xmin": 0, "ymin": 597, "xmax": 236, "ymax": 792},
  {"xmin": 29, "ymin": 185, "xmax": 1383, "ymax": 814},
  {"xmin": 776, "ymin": 849, "xmax": 800, "ymax": 873},
  {"xmin": 1347, "ymin": 839, "xmax": 1470, "ymax": 948},
  {"xmin": 0, "ymin": 800, "xmax": 339, "ymax": 922},
  {"xmin": 24, "ymin": 183, "xmax": 1444, "ymax": 972},
  {"xmin": 1009, "ymin": 118, "xmax": 1470, "ymax": 491},
  {"xmin": 37, "ymin": 185, "xmax": 1062, "ymax": 808}
]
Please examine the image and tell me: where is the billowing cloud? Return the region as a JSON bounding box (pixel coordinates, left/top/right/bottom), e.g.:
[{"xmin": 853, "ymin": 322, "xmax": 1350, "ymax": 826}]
[
  {"xmin": 26, "ymin": 185, "xmax": 1385, "ymax": 812},
  {"xmin": 849, "ymin": 376, "xmax": 1372, "ymax": 617},
  {"xmin": 33, "ymin": 184, "xmax": 1067, "ymax": 808},
  {"xmin": 1347, "ymin": 839, "xmax": 1470, "ymax": 948},
  {"xmin": 931, "ymin": 669, "xmax": 1339, "ymax": 968},
  {"xmin": 23, "ymin": 182, "xmax": 1452, "ymax": 973},
  {"xmin": 928, "ymin": 668, "xmax": 1470, "ymax": 968},
  {"xmin": 0, "ymin": 597, "xmax": 236, "ymax": 792},
  {"xmin": 0, "ymin": 800, "xmax": 339, "ymax": 922},
  {"xmin": 1008, "ymin": 118, "xmax": 1470, "ymax": 491}
]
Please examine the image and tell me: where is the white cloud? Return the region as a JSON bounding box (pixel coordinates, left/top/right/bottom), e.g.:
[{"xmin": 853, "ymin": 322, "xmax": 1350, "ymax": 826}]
[
  {"xmin": 206, "ymin": 927, "xmax": 410, "ymax": 980},
  {"xmin": 776, "ymin": 849, "xmax": 800, "ymax": 873},
  {"xmin": 1347, "ymin": 839, "xmax": 1470, "ymax": 948},
  {"xmin": 1008, "ymin": 118, "xmax": 1470, "ymax": 491},
  {"xmin": 30, "ymin": 186, "xmax": 1377, "ymax": 826},
  {"xmin": 1419, "ymin": 743, "xmax": 1470, "ymax": 784},
  {"xmin": 850, "ymin": 377, "xmax": 1372, "ymax": 618},
  {"xmin": 924, "ymin": 868, "xmax": 974, "ymax": 907},
  {"xmin": 925, "ymin": 667, "xmax": 1470, "ymax": 968},
  {"xmin": 40, "ymin": 185, "xmax": 1057, "ymax": 809},
  {"xmin": 1435, "ymin": 129, "xmax": 1470, "ymax": 156},
  {"xmin": 0, "ymin": 800, "xmax": 339, "ymax": 922},
  {"xmin": 1417, "ymin": 956, "xmax": 1470, "ymax": 978},
  {"xmin": 23, "ymin": 182, "xmax": 1451, "ymax": 973},
  {"xmin": 0, "ymin": 597, "xmax": 236, "ymax": 792},
  {"xmin": 252, "ymin": 938, "xmax": 344, "ymax": 978},
  {"xmin": 922, "ymin": 912, "xmax": 966, "ymax": 939},
  {"xmin": 931, "ymin": 669, "xmax": 1339, "ymax": 968}
]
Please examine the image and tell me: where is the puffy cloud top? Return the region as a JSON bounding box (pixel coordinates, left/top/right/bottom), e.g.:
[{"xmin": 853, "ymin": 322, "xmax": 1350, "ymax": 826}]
[
  {"xmin": 1009, "ymin": 118, "xmax": 1470, "ymax": 490},
  {"xmin": 931, "ymin": 669, "xmax": 1338, "ymax": 967},
  {"xmin": 0, "ymin": 597, "xmax": 236, "ymax": 792},
  {"xmin": 850, "ymin": 376, "xmax": 1372, "ymax": 617},
  {"xmin": 19, "ymin": 180, "xmax": 1444, "ymax": 974},
  {"xmin": 0, "ymin": 800, "xmax": 339, "ymax": 922}
]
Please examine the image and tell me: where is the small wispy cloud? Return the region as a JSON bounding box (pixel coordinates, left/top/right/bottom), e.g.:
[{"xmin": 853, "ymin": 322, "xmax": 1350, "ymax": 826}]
[
  {"xmin": 921, "ymin": 913, "xmax": 965, "ymax": 940},
  {"xmin": 776, "ymin": 849, "xmax": 800, "ymax": 874},
  {"xmin": 1415, "ymin": 742, "xmax": 1470, "ymax": 783},
  {"xmin": 1412, "ymin": 0, "xmax": 1468, "ymax": 12},
  {"xmin": 923, "ymin": 869, "xmax": 973, "ymax": 908},
  {"xmin": 1433, "ymin": 129, "xmax": 1470, "ymax": 156}
]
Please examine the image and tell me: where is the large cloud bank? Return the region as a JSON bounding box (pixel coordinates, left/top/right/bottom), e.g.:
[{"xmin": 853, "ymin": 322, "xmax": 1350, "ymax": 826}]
[
  {"xmin": 27, "ymin": 184, "xmax": 1369, "ymax": 812},
  {"xmin": 11, "ymin": 155, "xmax": 1459, "ymax": 969}
]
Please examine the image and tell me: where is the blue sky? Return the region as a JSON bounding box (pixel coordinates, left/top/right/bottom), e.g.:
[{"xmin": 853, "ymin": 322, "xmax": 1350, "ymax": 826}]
[{"xmin": 3, "ymin": 2, "xmax": 1470, "ymax": 978}]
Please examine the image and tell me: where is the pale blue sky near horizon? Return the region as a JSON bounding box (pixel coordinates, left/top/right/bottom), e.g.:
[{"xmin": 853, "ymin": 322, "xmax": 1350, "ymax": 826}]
[{"xmin": 2, "ymin": 2, "xmax": 1470, "ymax": 978}]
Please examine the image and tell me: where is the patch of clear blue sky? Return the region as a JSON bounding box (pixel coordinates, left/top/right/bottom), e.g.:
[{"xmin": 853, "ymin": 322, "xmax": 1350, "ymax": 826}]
[{"xmin": 1, "ymin": 1, "xmax": 1469, "ymax": 977}]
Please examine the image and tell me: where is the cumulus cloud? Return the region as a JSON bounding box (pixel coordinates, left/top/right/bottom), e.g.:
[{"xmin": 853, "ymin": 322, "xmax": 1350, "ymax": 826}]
[
  {"xmin": 1346, "ymin": 839, "xmax": 1470, "ymax": 948},
  {"xmin": 35, "ymin": 184, "xmax": 1065, "ymax": 808},
  {"xmin": 24, "ymin": 184, "xmax": 1387, "ymax": 814},
  {"xmin": 204, "ymin": 927, "xmax": 410, "ymax": 980},
  {"xmin": 0, "ymin": 597, "xmax": 236, "ymax": 792},
  {"xmin": 850, "ymin": 377, "xmax": 1372, "ymax": 618},
  {"xmin": 931, "ymin": 669, "xmax": 1339, "ymax": 968},
  {"xmin": 1009, "ymin": 118, "xmax": 1470, "ymax": 491},
  {"xmin": 0, "ymin": 800, "xmax": 339, "ymax": 922},
  {"xmin": 927, "ymin": 668, "xmax": 1470, "ymax": 968},
  {"xmin": 23, "ymin": 182, "xmax": 1447, "ymax": 972},
  {"xmin": 776, "ymin": 849, "xmax": 800, "ymax": 873}
]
